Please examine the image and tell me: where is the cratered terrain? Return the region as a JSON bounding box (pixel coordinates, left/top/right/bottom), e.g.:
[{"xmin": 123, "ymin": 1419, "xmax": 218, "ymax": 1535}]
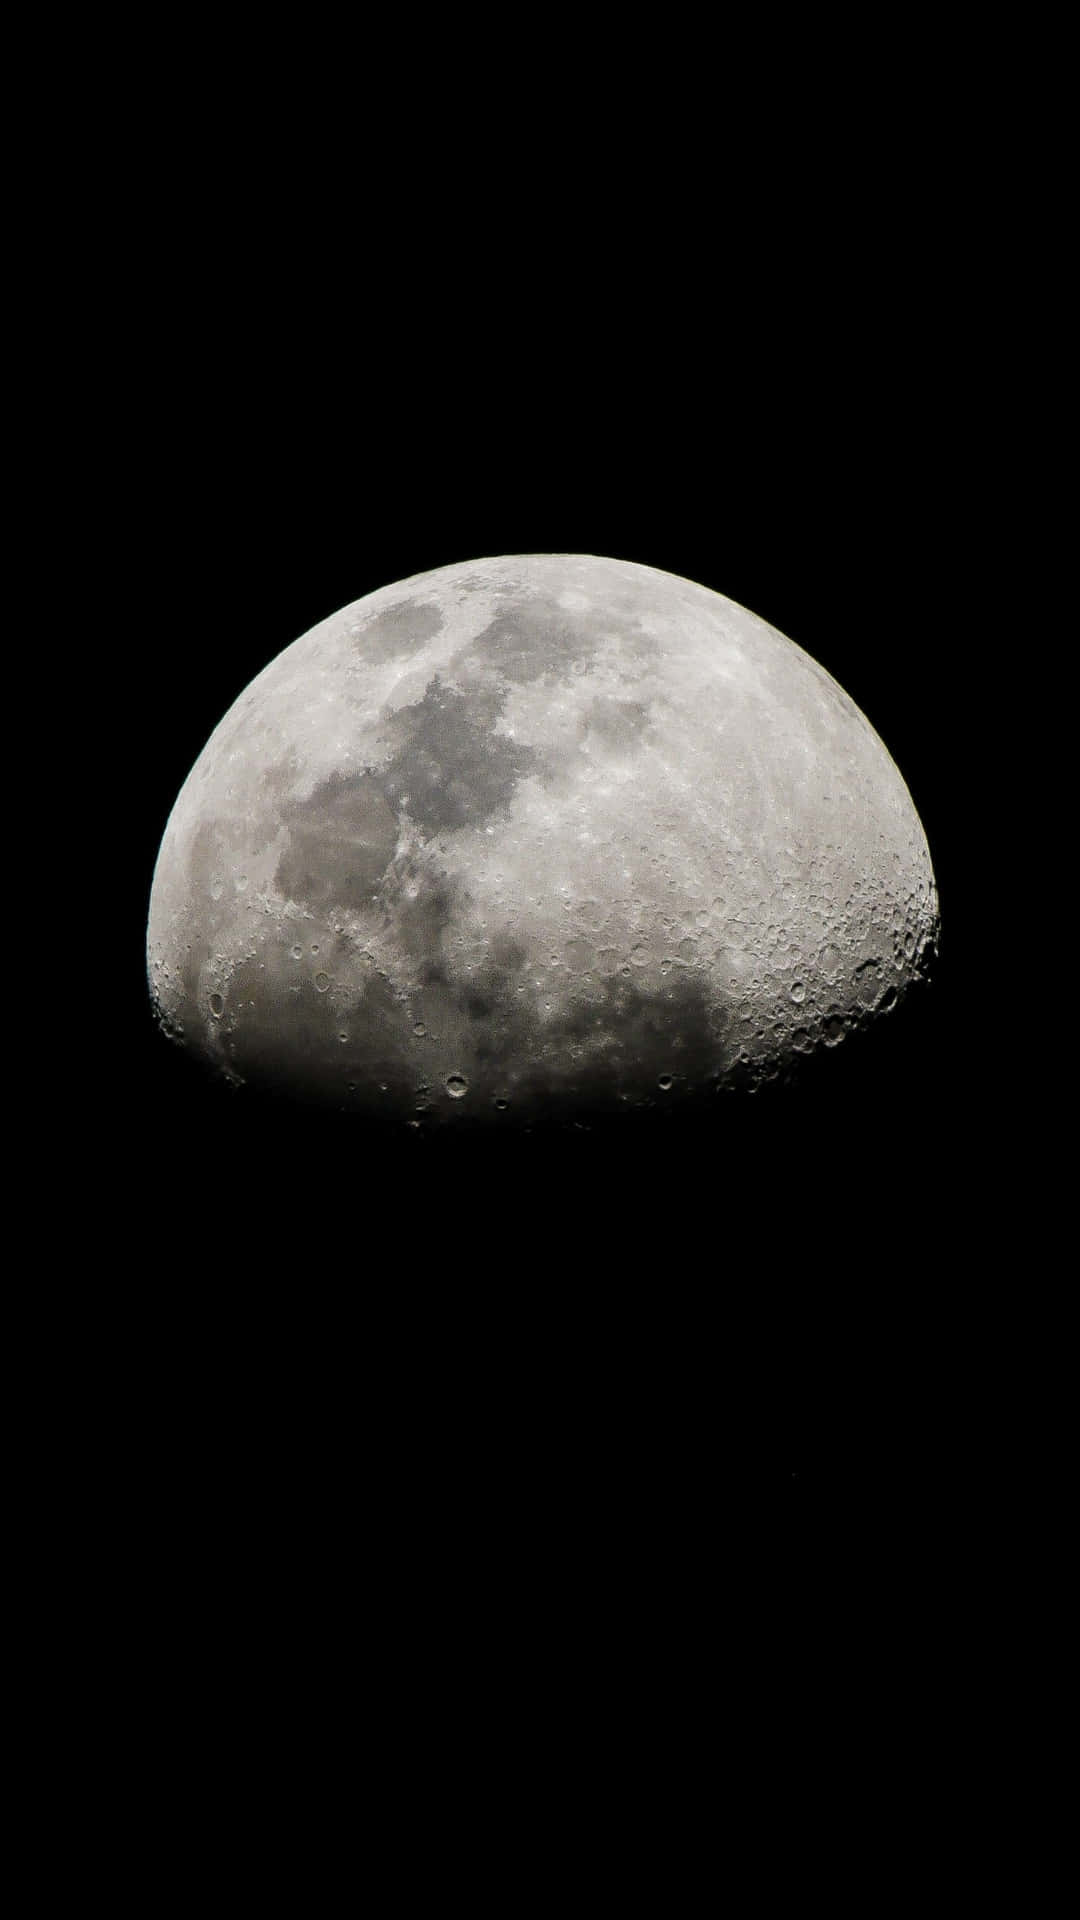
[{"xmin": 147, "ymin": 554, "xmax": 938, "ymax": 1127}]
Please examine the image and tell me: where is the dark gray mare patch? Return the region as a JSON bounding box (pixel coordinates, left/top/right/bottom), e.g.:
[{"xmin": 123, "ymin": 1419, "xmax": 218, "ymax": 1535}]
[
  {"xmin": 353, "ymin": 598, "xmax": 444, "ymax": 661},
  {"xmin": 275, "ymin": 770, "xmax": 400, "ymax": 912},
  {"xmin": 378, "ymin": 676, "xmax": 537, "ymax": 835}
]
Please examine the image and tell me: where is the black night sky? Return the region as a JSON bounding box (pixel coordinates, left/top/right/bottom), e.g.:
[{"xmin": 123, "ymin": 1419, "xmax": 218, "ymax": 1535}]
[
  {"xmin": 121, "ymin": 366, "xmax": 977, "ymax": 1525},
  {"xmin": 96, "ymin": 61, "xmax": 1012, "ymax": 1600}
]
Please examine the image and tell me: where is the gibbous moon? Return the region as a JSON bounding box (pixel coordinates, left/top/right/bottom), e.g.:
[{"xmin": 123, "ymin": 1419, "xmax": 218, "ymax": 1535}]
[{"xmin": 147, "ymin": 554, "xmax": 938, "ymax": 1124}]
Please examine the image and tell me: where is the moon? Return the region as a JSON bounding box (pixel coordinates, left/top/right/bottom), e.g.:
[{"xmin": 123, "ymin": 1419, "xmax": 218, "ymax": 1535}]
[{"xmin": 147, "ymin": 554, "xmax": 938, "ymax": 1125}]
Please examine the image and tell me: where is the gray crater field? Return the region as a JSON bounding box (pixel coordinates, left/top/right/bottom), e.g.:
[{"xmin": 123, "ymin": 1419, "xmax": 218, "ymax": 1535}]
[{"xmin": 146, "ymin": 553, "xmax": 939, "ymax": 1125}]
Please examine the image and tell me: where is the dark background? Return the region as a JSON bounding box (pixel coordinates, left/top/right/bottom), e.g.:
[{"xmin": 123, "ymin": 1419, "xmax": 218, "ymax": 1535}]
[
  {"xmin": 23, "ymin": 29, "xmax": 1055, "ymax": 1867},
  {"xmin": 119, "ymin": 374, "xmax": 979, "ymax": 1530},
  {"xmin": 87, "ymin": 38, "xmax": 1015, "ymax": 1617}
]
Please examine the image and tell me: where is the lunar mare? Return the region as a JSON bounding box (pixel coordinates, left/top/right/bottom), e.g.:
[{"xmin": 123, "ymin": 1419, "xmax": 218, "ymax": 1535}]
[{"xmin": 147, "ymin": 554, "xmax": 938, "ymax": 1123}]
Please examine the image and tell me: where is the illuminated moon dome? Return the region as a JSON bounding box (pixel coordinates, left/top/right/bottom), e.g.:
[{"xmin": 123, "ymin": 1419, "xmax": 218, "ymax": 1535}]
[{"xmin": 147, "ymin": 554, "xmax": 938, "ymax": 1124}]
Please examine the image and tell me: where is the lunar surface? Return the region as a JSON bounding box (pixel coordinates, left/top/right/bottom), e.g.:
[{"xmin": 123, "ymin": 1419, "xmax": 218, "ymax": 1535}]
[{"xmin": 147, "ymin": 554, "xmax": 938, "ymax": 1125}]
